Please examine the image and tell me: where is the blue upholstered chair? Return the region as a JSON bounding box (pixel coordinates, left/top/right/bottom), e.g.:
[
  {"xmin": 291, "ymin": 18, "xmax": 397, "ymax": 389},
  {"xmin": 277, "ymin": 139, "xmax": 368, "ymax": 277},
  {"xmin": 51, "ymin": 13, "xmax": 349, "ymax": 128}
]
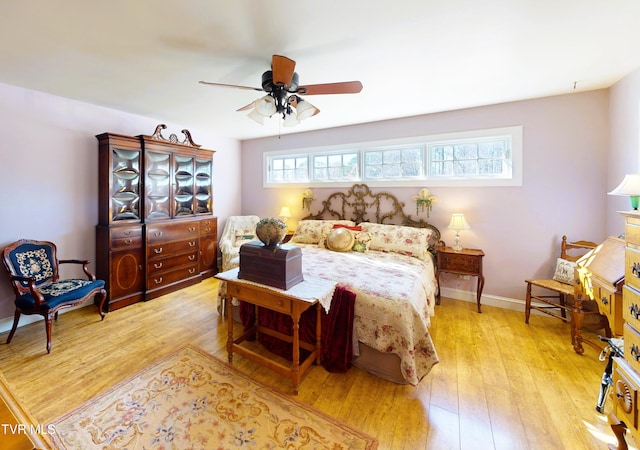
[{"xmin": 2, "ymin": 239, "xmax": 107, "ymax": 353}]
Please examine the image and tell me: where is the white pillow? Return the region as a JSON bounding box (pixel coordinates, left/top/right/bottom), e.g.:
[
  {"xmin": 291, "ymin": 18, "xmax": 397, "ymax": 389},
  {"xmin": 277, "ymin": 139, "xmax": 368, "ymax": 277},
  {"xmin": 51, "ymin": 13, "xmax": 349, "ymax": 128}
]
[{"xmin": 552, "ymin": 258, "xmax": 577, "ymax": 284}]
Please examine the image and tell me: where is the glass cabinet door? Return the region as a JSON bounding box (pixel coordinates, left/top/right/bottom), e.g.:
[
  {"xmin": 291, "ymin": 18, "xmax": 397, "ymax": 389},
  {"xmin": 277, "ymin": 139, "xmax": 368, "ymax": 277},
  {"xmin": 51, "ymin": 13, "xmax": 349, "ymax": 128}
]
[
  {"xmin": 145, "ymin": 150, "xmax": 171, "ymax": 219},
  {"xmin": 195, "ymin": 155, "xmax": 213, "ymax": 214},
  {"xmin": 111, "ymin": 148, "xmax": 141, "ymax": 221},
  {"xmin": 173, "ymin": 154, "xmax": 195, "ymax": 216}
]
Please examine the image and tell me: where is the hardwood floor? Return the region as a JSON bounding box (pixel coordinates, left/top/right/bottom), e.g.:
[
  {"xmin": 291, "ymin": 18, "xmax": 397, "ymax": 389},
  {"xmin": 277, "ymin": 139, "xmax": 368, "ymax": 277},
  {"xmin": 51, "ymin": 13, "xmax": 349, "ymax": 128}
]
[{"xmin": 0, "ymin": 277, "xmax": 634, "ymax": 449}]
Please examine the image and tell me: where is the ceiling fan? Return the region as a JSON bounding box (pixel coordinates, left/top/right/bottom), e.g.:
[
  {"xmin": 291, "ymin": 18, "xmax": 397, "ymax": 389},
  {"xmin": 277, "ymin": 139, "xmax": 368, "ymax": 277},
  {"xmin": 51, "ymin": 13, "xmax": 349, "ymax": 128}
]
[{"xmin": 199, "ymin": 55, "xmax": 363, "ymax": 126}]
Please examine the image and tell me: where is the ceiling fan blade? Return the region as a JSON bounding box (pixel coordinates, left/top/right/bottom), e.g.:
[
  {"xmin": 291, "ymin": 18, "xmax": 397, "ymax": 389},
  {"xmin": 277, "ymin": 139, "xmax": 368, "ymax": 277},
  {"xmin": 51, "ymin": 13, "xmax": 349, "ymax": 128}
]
[
  {"xmin": 199, "ymin": 81, "xmax": 263, "ymax": 92},
  {"xmin": 236, "ymin": 101, "xmax": 255, "ymax": 112},
  {"xmin": 296, "ymin": 81, "xmax": 363, "ymax": 95},
  {"xmin": 271, "ymin": 55, "xmax": 296, "ymax": 87}
]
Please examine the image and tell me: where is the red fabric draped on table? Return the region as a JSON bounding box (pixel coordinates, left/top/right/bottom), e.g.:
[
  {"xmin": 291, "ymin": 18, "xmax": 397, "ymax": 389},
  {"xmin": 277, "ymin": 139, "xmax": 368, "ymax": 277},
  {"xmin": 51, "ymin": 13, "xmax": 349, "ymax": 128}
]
[{"xmin": 239, "ymin": 286, "xmax": 356, "ymax": 372}]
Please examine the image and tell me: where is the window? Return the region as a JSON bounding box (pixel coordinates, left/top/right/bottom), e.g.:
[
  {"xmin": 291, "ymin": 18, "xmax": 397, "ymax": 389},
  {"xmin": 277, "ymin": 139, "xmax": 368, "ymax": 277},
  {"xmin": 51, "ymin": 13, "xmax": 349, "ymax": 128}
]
[
  {"xmin": 269, "ymin": 155, "xmax": 308, "ymax": 183},
  {"xmin": 429, "ymin": 136, "xmax": 511, "ymax": 178},
  {"xmin": 313, "ymin": 152, "xmax": 359, "ymax": 181},
  {"xmin": 264, "ymin": 126, "xmax": 522, "ymax": 187}
]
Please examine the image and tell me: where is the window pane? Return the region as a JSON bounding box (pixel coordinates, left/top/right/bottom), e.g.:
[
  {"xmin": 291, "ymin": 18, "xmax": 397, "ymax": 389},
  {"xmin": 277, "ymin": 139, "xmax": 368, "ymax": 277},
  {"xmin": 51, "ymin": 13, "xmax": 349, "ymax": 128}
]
[{"xmin": 265, "ymin": 126, "xmax": 519, "ymax": 185}]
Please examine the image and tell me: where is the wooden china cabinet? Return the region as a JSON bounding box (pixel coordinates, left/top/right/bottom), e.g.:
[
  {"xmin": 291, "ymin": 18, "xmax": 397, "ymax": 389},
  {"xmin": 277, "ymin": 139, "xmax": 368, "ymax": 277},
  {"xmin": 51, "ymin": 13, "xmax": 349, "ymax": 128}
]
[{"xmin": 96, "ymin": 125, "xmax": 217, "ymax": 310}]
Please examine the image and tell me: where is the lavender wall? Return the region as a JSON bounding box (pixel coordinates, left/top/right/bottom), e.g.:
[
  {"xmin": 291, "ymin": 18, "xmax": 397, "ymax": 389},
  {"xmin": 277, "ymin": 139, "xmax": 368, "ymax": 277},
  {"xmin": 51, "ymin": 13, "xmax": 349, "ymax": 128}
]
[
  {"xmin": 241, "ymin": 91, "xmax": 610, "ymax": 305},
  {"xmin": 0, "ymin": 82, "xmax": 242, "ymax": 327},
  {"xmin": 607, "ymin": 68, "xmax": 640, "ymax": 235}
]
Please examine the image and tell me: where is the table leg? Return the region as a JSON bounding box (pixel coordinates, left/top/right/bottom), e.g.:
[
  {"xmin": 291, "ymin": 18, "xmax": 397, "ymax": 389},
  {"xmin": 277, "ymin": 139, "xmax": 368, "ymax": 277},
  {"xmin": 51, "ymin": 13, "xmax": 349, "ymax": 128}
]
[
  {"xmin": 435, "ymin": 270, "xmax": 441, "ymax": 305},
  {"xmin": 476, "ymin": 275, "xmax": 485, "ymax": 313},
  {"xmin": 226, "ymin": 295, "xmax": 234, "ymax": 363},
  {"xmin": 291, "ymin": 305, "xmax": 301, "ymax": 395},
  {"xmin": 315, "ymin": 303, "xmax": 322, "ymax": 365}
]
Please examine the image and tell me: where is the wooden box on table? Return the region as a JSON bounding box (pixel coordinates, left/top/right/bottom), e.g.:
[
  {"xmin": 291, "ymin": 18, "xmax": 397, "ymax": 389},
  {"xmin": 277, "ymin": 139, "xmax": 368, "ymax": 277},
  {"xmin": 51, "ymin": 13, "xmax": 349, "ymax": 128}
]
[{"xmin": 238, "ymin": 241, "xmax": 303, "ymax": 290}]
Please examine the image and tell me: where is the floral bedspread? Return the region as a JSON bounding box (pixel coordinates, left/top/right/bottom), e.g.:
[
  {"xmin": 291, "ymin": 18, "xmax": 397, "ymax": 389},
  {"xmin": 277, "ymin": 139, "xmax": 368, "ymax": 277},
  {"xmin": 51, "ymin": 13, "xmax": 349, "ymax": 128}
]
[{"xmin": 296, "ymin": 244, "xmax": 439, "ymax": 385}]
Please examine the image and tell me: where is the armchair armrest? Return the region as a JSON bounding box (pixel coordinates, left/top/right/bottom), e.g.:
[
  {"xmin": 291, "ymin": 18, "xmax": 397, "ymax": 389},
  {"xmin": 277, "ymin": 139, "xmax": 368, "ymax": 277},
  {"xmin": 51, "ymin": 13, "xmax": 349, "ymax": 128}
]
[
  {"xmin": 58, "ymin": 259, "xmax": 97, "ymax": 281},
  {"xmin": 9, "ymin": 275, "xmax": 46, "ymax": 306}
]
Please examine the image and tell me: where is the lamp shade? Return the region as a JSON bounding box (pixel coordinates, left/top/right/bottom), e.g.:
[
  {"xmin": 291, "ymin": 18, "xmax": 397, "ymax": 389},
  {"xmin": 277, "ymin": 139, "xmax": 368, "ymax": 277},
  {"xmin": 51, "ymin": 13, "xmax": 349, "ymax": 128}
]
[
  {"xmin": 255, "ymin": 95, "xmax": 277, "ymax": 116},
  {"xmin": 282, "ymin": 112, "xmax": 299, "ymax": 127},
  {"xmin": 295, "ymin": 99, "xmax": 319, "ymax": 120},
  {"xmin": 608, "ymin": 174, "xmax": 640, "ymax": 209},
  {"xmin": 279, "ymin": 206, "xmax": 292, "ymax": 218},
  {"xmin": 447, "ymin": 213, "xmax": 471, "ymax": 231},
  {"xmin": 247, "ymin": 109, "xmax": 264, "ymax": 125}
]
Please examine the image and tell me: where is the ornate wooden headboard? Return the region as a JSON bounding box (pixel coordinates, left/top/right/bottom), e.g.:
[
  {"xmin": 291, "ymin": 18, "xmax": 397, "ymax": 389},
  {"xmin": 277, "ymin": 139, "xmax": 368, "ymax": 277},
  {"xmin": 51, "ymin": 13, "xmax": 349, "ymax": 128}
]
[{"xmin": 301, "ymin": 183, "xmax": 442, "ymax": 250}]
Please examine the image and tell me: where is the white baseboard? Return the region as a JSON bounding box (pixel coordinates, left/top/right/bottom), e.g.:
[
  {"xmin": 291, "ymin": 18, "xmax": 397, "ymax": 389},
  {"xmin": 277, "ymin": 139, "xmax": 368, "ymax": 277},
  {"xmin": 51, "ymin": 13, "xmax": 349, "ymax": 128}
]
[{"xmin": 439, "ymin": 286, "xmax": 525, "ymax": 312}]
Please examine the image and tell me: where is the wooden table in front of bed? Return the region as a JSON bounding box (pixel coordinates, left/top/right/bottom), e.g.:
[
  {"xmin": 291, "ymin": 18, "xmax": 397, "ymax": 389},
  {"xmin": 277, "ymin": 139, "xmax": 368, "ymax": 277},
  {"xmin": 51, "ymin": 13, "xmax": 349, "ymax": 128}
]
[{"xmin": 215, "ymin": 269, "xmax": 334, "ymax": 395}]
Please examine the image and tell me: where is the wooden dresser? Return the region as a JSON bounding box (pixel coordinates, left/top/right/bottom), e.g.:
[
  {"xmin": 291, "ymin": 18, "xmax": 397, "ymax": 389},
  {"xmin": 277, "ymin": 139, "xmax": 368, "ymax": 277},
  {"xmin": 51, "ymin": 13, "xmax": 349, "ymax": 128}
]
[
  {"xmin": 610, "ymin": 211, "xmax": 640, "ymax": 448},
  {"xmin": 96, "ymin": 125, "xmax": 217, "ymax": 309}
]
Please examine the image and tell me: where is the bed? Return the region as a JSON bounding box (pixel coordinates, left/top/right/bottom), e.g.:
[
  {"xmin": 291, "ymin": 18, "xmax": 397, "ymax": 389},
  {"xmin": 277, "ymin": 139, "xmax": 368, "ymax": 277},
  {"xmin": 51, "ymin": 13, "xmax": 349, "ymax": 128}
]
[{"xmin": 219, "ymin": 184, "xmax": 442, "ymax": 385}]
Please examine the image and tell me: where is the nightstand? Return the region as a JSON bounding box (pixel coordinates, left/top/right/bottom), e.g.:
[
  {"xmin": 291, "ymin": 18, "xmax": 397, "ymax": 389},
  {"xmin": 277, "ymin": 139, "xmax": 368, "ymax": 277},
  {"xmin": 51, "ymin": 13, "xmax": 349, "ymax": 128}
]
[
  {"xmin": 283, "ymin": 231, "xmax": 294, "ymax": 243},
  {"xmin": 436, "ymin": 246, "xmax": 485, "ymax": 313}
]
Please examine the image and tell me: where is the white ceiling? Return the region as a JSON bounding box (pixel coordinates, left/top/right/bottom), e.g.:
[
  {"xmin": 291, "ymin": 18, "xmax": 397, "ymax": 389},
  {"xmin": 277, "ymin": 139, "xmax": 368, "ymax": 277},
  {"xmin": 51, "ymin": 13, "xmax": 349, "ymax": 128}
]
[{"xmin": 2, "ymin": 0, "xmax": 640, "ymax": 141}]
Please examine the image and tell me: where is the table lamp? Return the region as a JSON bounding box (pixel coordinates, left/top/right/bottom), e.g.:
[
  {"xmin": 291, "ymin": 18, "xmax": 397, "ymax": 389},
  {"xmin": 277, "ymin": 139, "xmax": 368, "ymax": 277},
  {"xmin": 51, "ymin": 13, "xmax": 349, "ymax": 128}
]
[
  {"xmin": 448, "ymin": 213, "xmax": 471, "ymax": 252},
  {"xmin": 608, "ymin": 174, "xmax": 640, "ymax": 210},
  {"xmin": 279, "ymin": 206, "xmax": 292, "ymax": 230}
]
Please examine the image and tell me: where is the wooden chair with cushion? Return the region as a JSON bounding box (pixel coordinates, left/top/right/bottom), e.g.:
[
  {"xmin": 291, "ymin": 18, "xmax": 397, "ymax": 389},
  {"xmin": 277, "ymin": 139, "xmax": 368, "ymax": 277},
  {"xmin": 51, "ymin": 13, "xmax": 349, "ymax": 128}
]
[
  {"xmin": 525, "ymin": 236, "xmax": 598, "ymax": 324},
  {"xmin": 2, "ymin": 239, "xmax": 107, "ymax": 353}
]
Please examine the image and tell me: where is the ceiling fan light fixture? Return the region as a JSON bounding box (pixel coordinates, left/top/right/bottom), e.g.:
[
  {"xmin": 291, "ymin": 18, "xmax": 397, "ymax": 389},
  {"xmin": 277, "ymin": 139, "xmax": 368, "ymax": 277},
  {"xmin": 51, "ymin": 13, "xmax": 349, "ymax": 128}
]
[
  {"xmin": 283, "ymin": 111, "xmax": 300, "ymax": 127},
  {"xmin": 255, "ymin": 95, "xmax": 276, "ymax": 117},
  {"xmin": 247, "ymin": 109, "xmax": 265, "ymax": 125},
  {"xmin": 295, "ymin": 99, "xmax": 318, "ymax": 121}
]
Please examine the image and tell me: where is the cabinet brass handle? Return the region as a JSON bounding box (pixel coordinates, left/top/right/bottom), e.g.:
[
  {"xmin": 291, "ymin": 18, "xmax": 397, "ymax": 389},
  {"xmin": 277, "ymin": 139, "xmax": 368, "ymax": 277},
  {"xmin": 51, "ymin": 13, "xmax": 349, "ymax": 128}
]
[
  {"xmin": 631, "ymin": 344, "xmax": 640, "ymax": 362},
  {"xmin": 188, "ymin": 227, "xmax": 196, "ymax": 232},
  {"xmin": 154, "ymin": 247, "xmax": 163, "ymax": 254},
  {"xmin": 188, "ymin": 268, "xmax": 196, "ymax": 274},
  {"xmin": 630, "ymin": 304, "xmax": 640, "ymax": 320},
  {"xmin": 600, "ymin": 297, "xmax": 608, "ymax": 305},
  {"xmin": 124, "ymin": 238, "xmax": 132, "ymax": 245},
  {"xmin": 154, "ymin": 277, "xmax": 163, "ymax": 284},
  {"xmin": 633, "ymin": 262, "xmax": 640, "ymax": 278},
  {"xmin": 205, "ymin": 227, "xmax": 211, "ymax": 233},
  {"xmin": 124, "ymin": 230, "xmax": 132, "ymax": 236},
  {"xmin": 154, "ymin": 231, "xmax": 163, "ymax": 237},
  {"xmin": 188, "ymin": 255, "xmax": 195, "ymax": 261},
  {"xmin": 188, "ymin": 241, "xmax": 196, "ymax": 247},
  {"xmin": 154, "ymin": 262, "xmax": 162, "ymax": 269}
]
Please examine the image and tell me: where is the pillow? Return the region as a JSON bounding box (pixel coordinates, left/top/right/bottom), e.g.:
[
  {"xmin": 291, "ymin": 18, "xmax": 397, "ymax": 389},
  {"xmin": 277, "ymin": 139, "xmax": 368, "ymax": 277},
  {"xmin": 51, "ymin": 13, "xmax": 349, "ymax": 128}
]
[
  {"xmin": 290, "ymin": 220, "xmax": 356, "ymax": 244},
  {"xmin": 552, "ymin": 258, "xmax": 577, "ymax": 284},
  {"xmin": 325, "ymin": 227, "xmax": 356, "ymax": 252},
  {"xmin": 359, "ymin": 222, "xmax": 433, "ymax": 260},
  {"xmin": 352, "ymin": 231, "xmax": 372, "ymax": 253}
]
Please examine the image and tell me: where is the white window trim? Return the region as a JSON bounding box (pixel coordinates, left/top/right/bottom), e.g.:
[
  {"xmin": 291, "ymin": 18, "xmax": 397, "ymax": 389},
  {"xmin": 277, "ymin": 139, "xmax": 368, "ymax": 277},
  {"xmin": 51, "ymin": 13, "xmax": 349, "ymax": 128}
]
[{"xmin": 263, "ymin": 125, "xmax": 523, "ymax": 188}]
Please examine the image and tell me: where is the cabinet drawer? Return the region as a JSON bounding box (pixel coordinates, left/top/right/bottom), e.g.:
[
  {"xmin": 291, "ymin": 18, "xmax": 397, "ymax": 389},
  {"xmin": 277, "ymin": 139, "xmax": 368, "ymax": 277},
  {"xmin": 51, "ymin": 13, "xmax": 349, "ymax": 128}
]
[
  {"xmin": 200, "ymin": 218, "xmax": 217, "ymax": 235},
  {"xmin": 147, "ymin": 239, "xmax": 199, "ymax": 259},
  {"xmin": 612, "ymin": 358, "xmax": 640, "ymax": 431},
  {"xmin": 591, "ymin": 283, "xmax": 610, "ymax": 316},
  {"xmin": 625, "ymin": 323, "xmax": 640, "ymax": 376},
  {"xmin": 146, "ymin": 220, "xmax": 200, "ymax": 244},
  {"xmin": 627, "ymin": 222, "xmax": 640, "ymax": 248},
  {"xmin": 624, "ymin": 285, "xmax": 640, "ymax": 329},
  {"xmin": 111, "ymin": 225, "xmax": 142, "ymax": 239},
  {"xmin": 226, "ymin": 283, "xmax": 292, "ymax": 315},
  {"xmin": 439, "ymin": 254, "xmax": 480, "ymax": 273},
  {"xmin": 147, "ymin": 264, "xmax": 199, "ymax": 289},
  {"xmin": 626, "ymin": 248, "xmax": 640, "ymax": 292},
  {"xmin": 147, "ymin": 252, "xmax": 198, "ymax": 275},
  {"xmin": 111, "ymin": 235, "xmax": 143, "ymax": 250}
]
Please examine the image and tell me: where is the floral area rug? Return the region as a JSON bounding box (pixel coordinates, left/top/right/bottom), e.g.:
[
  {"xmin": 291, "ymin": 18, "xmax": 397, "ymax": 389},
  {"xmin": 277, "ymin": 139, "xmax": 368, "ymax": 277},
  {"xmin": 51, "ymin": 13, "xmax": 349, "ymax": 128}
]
[{"xmin": 49, "ymin": 346, "xmax": 377, "ymax": 449}]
